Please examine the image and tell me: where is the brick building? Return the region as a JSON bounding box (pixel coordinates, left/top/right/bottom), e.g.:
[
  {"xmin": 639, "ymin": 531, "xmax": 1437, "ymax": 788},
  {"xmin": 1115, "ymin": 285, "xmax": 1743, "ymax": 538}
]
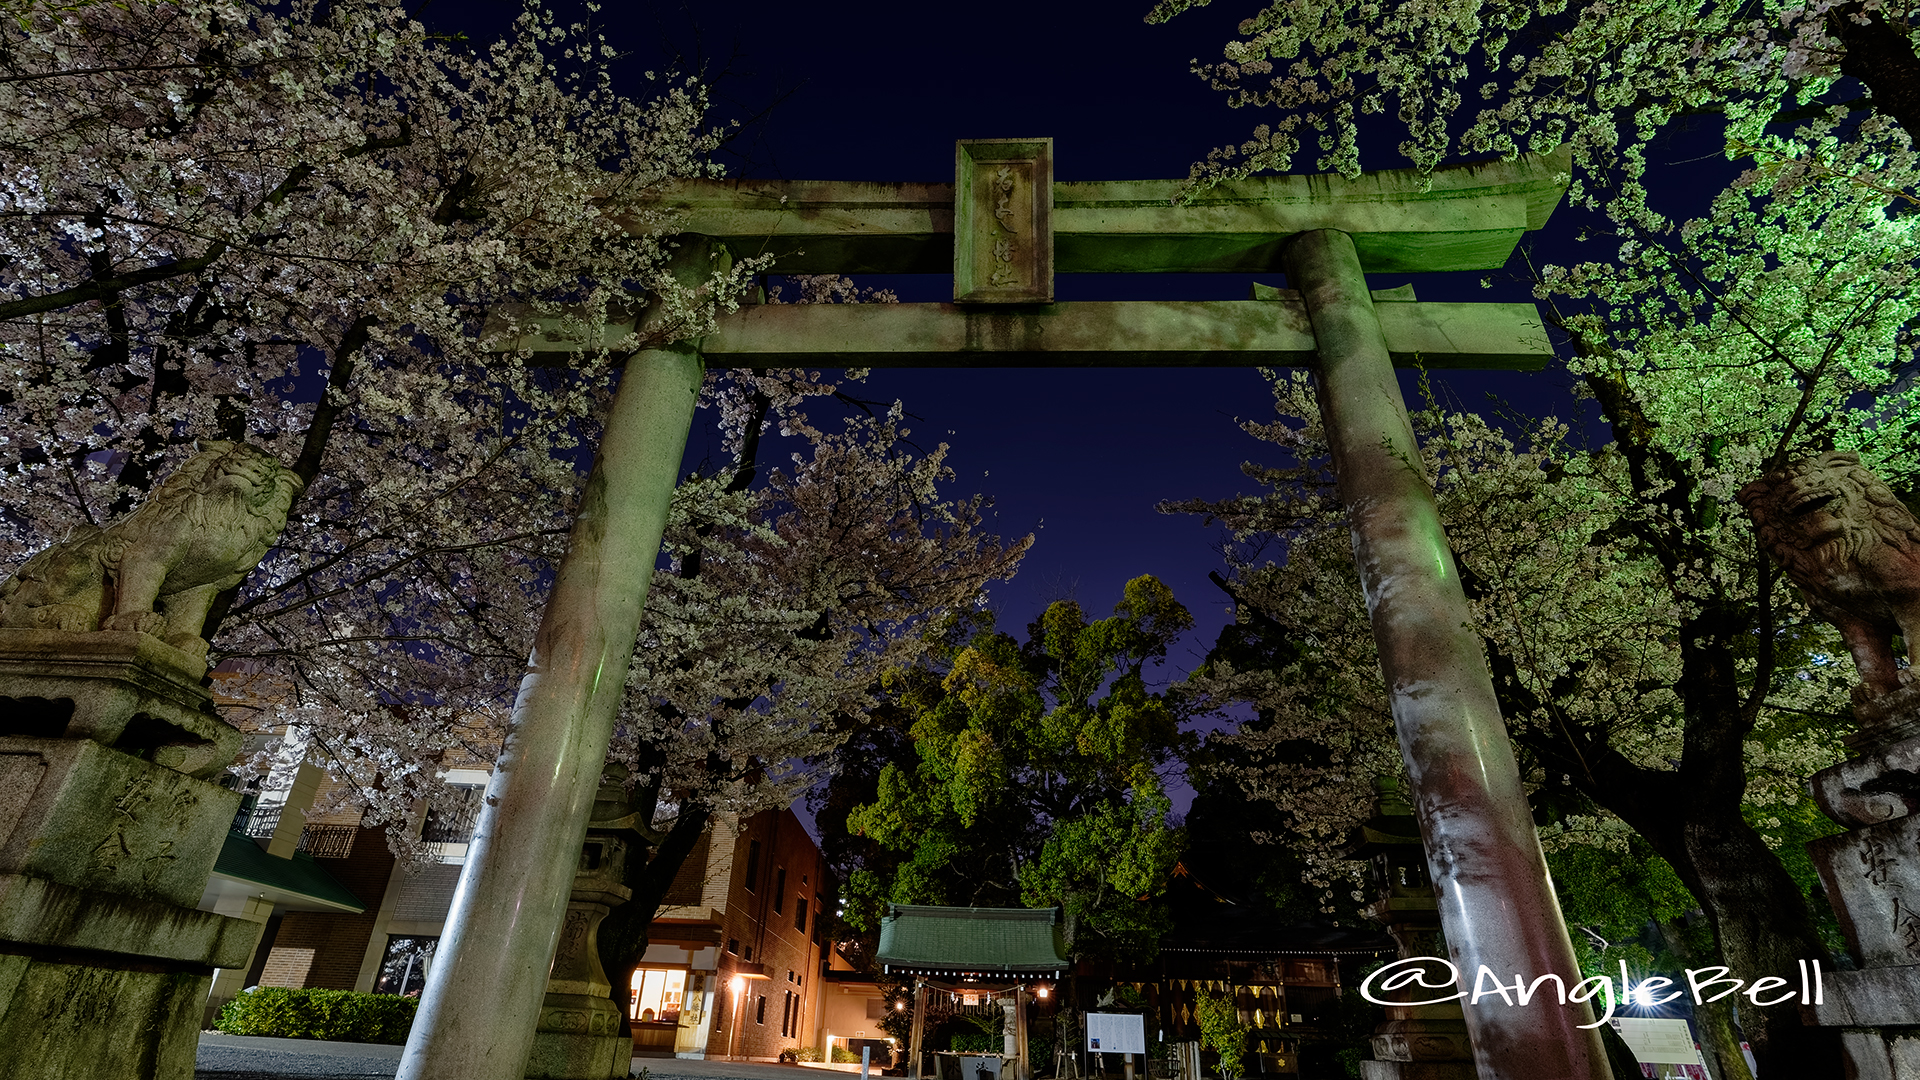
[
  {"xmin": 247, "ymin": 833, "xmax": 395, "ymax": 989},
  {"xmin": 645, "ymin": 807, "xmax": 833, "ymax": 1061},
  {"xmin": 205, "ymin": 734, "xmax": 838, "ymax": 1066},
  {"xmin": 210, "ymin": 757, "xmax": 495, "ymax": 1002}
]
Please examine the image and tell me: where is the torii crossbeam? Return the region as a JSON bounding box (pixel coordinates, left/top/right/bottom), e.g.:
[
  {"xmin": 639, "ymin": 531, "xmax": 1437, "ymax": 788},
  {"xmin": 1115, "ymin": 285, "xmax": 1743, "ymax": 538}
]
[{"xmin": 398, "ymin": 144, "xmax": 1609, "ymax": 1080}]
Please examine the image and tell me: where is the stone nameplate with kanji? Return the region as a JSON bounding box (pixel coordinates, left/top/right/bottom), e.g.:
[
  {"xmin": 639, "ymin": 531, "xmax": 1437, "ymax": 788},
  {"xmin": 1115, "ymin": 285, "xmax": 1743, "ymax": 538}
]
[{"xmin": 954, "ymin": 138, "xmax": 1052, "ymax": 304}]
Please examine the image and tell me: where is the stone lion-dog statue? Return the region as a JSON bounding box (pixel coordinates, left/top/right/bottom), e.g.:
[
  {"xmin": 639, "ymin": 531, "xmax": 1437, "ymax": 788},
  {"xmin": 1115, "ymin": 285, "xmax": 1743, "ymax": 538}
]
[
  {"xmin": 1737, "ymin": 451, "xmax": 1920, "ymax": 701},
  {"xmin": 0, "ymin": 441, "xmax": 303, "ymax": 658}
]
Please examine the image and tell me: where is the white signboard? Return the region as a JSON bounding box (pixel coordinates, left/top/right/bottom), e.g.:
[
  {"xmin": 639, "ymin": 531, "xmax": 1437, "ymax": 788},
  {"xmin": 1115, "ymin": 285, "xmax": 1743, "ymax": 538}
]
[
  {"xmin": 1611, "ymin": 1018, "xmax": 1703, "ymax": 1066},
  {"xmin": 958, "ymin": 1055, "xmax": 1003, "ymax": 1080},
  {"xmin": 1085, "ymin": 1013, "xmax": 1146, "ymax": 1055}
]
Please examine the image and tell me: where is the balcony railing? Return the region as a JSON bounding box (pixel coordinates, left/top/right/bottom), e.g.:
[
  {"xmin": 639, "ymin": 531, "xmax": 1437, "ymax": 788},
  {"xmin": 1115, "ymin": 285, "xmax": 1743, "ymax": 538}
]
[
  {"xmin": 239, "ymin": 804, "xmax": 280, "ymax": 838},
  {"xmin": 422, "ymin": 801, "xmax": 479, "ymax": 845},
  {"xmin": 297, "ymin": 824, "xmax": 357, "ymax": 859},
  {"xmin": 231, "ymin": 803, "xmax": 356, "ymax": 858}
]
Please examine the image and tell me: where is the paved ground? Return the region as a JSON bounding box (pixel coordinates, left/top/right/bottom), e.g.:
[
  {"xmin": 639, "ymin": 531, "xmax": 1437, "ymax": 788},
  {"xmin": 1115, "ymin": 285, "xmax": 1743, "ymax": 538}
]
[
  {"xmin": 636, "ymin": 1059, "xmax": 882, "ymax": 1080},
  {"xmin": 195, "ymin": 1033, "xmax": 889, "ymax": 1080},
  {"xmin": 195, "ymin": 1034, "xmax": 401, "ymax": 1080}
]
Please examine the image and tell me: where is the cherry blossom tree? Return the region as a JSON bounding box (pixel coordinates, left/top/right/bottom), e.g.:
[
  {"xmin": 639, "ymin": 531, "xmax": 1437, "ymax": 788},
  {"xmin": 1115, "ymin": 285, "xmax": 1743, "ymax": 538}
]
[
  {"xmin": 1146, "ymin": 0, "xmax": 1920, "ymax": 1071},
  {"xmin": 1, "ymin": 0, "xmax": 750, "ymax": 819},
  {"xmin": 1, "ymin": 0, "xmax": 1030, "ymax": 933},
  {"xmin": 591, "ymin": 357, "xmax": 1032, "ymax": 1004},
  {"xmin": 1170, "ymin": 159, "xmax": 1920, "ymax": 1072},
  {"xmin": 1143, "ymin": 0, "xmax": 1920, "ymax": 210}
]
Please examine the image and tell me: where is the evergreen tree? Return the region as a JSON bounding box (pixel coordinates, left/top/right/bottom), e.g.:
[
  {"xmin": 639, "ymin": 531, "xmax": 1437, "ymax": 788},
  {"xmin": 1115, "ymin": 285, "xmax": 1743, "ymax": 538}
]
[{"xmin": 834, "ymin": 576, "xmax": 1196, "ymax": 967}]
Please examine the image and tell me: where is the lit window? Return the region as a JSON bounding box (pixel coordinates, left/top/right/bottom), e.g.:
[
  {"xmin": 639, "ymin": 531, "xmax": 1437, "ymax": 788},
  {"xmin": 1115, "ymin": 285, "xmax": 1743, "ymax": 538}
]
[
  {"xmin": 374, "ymin": 936, "xmax": 437, "ymax": 996},
  {"xmin": 629, "ymin": 968, "xmax": 687, "ymax": 1024}
]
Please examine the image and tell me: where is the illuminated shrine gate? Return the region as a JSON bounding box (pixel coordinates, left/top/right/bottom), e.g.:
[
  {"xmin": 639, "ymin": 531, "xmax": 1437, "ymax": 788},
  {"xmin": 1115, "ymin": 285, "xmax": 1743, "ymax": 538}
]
[
  {"xmin": 874, "ymin": 904, "xmax": 1071, "ymax": 1080},
  {"xmin": 395, "ymin": 143, "xmax": 1611, "ymax": 1080}
]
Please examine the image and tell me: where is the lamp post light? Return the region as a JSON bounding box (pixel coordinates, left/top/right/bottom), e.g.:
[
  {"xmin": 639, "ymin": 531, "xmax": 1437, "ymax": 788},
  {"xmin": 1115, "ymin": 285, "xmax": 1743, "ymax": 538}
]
[{"xmin": 729, "ymin": 976, "xmax": 748, "ymax": 1062}]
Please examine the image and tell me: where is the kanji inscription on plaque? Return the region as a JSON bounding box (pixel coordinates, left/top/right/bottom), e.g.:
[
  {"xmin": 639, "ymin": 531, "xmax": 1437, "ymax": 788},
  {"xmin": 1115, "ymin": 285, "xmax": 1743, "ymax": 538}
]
[{"xmin": 954, "ymin": 138, "xmax": 1052, "ymax": 303}]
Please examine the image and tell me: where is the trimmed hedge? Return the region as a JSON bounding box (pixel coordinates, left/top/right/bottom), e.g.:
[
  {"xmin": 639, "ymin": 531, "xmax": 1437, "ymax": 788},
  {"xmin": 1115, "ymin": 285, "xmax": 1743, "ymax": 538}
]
[{"xmin": 217, "ymin": 987, "xmax": 418, "ymax": 1044}]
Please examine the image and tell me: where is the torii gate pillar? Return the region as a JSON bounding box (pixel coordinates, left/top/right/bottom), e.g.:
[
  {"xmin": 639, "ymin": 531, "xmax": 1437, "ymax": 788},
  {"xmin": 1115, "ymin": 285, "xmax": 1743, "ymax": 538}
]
[
  {"xmin": 396, "ymin": 343, "xmax": 705, "ymax": 1080},
  {"xmin": 1286, "ymin": 229, "xmax": 1607, "ymax": 1078}
]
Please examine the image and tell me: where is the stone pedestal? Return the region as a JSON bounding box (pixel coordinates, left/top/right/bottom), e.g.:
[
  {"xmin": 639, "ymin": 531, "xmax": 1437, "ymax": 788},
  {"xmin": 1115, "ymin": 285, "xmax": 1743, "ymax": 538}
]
[
  {"xmin": 525, "ymin": 815, "xmax": 634, "ymax": 1080},
  {"xmin": 0, "ymin": 629, "xmax": 259, "ymax": 1080},
  {"xmin": 1347, "ymin": 780, "xmax": 1474, "ymax": 1080},
  {"xmin": 1357, "ymin": 1065, "xmax": 1475, "ymax": 1080},
  {"xmin": 1356, "ymin": 946, "xmax": 1474, "ymax": 1080},
  {"xmin": 1805, "ymin": 685, "xmax": 1920, "ymax": 1078},
  {"xmin": 0, "ymin": 629, "xmax": 241, "ymax": 776}
]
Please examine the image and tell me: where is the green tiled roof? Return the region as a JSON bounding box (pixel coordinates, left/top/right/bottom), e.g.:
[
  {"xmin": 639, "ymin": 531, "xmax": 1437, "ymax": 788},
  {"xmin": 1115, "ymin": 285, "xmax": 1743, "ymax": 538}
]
[
  {"xmin": 876, "ymin": 905, "xmax": 1067, "ymax": 975},
  {"xmin": 212, "ymin": 832, "xmax": 366, "ymax": 912}
]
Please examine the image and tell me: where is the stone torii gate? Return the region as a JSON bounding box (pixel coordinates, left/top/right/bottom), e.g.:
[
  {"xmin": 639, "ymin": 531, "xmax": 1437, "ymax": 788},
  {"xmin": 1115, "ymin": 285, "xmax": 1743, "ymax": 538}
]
[{"xmin": 394, "ymin": 142, "xmax": 1609, "ymax": 1080}]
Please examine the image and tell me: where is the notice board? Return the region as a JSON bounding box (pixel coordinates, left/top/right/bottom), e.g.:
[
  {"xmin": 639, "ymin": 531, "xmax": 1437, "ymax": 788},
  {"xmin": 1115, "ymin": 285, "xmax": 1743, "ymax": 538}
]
[
  {"xmin": 1611, "ymin": 1018, "xmax": 1702, "ymax": 1066},
  {"xmin": 1085, "ymin": 1013, "xmax": 1145, "ymax": 1054}
]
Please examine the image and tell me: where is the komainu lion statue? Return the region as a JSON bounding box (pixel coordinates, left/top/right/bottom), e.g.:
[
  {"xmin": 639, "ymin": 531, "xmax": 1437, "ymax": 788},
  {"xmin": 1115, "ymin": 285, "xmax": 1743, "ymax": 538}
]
[
  {"xmin": 0, "ymin": 441, "xmax": 302, "ymax": 658},
  {"xmin": 1737, "ymin": 451, "xmax": 1920, "ymax": 701}
]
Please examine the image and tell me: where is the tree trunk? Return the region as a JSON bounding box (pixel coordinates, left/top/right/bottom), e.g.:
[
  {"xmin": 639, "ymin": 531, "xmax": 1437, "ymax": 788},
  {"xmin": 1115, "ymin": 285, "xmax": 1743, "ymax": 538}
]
[
  {"xmin": 1672, "ymin": 803, "xmax": 1838, "ymax": 1075},
  {"xmin": 1694, "ymin": 990, "xmax": 1753, "ymax": 1080},
  {"xmin": 1587, "ymin": 751, "xmax": 1835, "ymax": 1076},
  {"xmin": 1520, "ymin": 711, "xmax": 1835, "ymax": 1073},
  {"xmin": 1573, "ymin": 757, "xmax": 1837, "ymax": 1074},
  {"xmin": 1657, "ymin": 918, "xmax": 1752, "ymax": 1080},
  {"xmin": 1518, "ymin": 587, "xmax": 1843, "ymax": 1075},
  {"xmin": 1676, "ymin": 619, "xmax": 1838, "ymax": 1075}
]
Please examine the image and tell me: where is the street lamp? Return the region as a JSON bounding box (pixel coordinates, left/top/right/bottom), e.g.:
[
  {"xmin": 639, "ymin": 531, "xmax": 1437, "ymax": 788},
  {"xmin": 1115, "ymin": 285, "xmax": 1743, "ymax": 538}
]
[{"xmin": 729, "ymin": 975, "xmax": 748, "ymax": 1061}]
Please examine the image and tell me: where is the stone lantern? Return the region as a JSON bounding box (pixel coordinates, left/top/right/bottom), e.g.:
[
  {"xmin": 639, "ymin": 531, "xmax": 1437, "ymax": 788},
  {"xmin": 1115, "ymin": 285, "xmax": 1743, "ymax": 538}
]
[
  {"xmin": 525, "ymin": 776, "xmax": 638, "ymax": 1080},
  {"xmin": 1344, "ymin": 777, "xmax": 1474, "ymax": 1080}
]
